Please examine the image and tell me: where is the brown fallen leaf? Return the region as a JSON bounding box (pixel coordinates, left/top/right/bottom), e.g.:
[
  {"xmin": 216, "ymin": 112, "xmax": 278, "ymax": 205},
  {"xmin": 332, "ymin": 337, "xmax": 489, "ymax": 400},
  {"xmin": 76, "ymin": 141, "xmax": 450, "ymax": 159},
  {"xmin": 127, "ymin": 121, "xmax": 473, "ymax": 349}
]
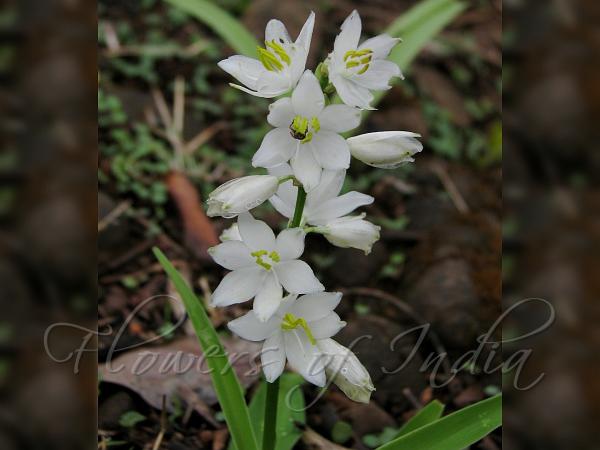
[
  {"xmin": 100, "ymin": 336, "xmax": 261, "ymax": 425},
  {"xmin": 166, "ymin": 170, "xmax": 219, "ymax": 260}
]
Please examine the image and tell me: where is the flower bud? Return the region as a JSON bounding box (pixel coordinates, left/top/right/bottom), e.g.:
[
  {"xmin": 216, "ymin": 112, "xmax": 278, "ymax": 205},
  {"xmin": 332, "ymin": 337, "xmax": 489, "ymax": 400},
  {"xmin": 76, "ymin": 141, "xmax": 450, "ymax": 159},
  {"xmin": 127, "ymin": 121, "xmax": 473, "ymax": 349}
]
[
  {"xmin": 347, "ymin": 131, "xmax": 422, "ymax": 169},
  {"xmin": 207, "ymin": 175, "xmax": 279, "ymax": 218},
  {"xmin": 322, "ymin": 214, "xmax": 380, "ymax": 254},
  {"xmin": 317, "ymin": 338, "xmax": 375, "ymax": 404}
]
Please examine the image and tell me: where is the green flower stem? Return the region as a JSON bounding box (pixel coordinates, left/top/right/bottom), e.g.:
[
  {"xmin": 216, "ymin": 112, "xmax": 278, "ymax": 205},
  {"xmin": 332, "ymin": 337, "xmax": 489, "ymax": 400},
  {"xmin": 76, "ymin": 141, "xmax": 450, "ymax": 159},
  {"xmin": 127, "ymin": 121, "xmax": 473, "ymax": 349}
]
[
  {"xmin": 263, "ymin": 183, "xmax": 308, "ymax": 450},
  {"xmin": 263, "ymin": 378, "xmax": 280, "ymax": 450},
  {"xmin": 290, "ymin": 185, "xmax": 307, "ymax": 228}
]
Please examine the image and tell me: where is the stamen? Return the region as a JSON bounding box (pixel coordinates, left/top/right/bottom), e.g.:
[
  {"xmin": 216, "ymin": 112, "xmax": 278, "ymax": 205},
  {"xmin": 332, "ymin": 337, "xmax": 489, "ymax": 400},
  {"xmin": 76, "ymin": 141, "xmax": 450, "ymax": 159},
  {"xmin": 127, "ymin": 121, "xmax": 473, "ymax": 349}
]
[
  {"xmin": 257, "ymin": 47, "xmax": 284, "ymax": 71},
  {"xmin": 281, "ymin": 313, "xmax": 317, "ymax": 345},
  {"xmin": 265, "ymin": 40, "xmax": 291, "ymax": 65},
  {"xmin": 357, "ymin": 64, "xmax": 370, "ymax": 75},
  {"xmin": 310, "ymin": 117, "xmax": 321, "ymax": 133},
  {"xmin": 251, "ymin": 249, "xmax": 279, "ymax": 270}
]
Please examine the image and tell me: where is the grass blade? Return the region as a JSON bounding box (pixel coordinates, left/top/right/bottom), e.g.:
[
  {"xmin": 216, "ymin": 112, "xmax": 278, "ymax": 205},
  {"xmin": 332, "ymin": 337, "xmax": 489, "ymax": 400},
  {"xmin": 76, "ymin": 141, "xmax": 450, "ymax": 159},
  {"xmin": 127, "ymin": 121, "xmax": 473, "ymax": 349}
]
[
  {"xmin": 164, "ymin": 0, "xmax": 259, "ymax": 57},
  {"xmin": 229, "ymin": 373, "xmax": 306, "ymax": 450},
  {"xmin": 370, "ymin": 0, "xmax": 467, "ymax": 109},
  {"xmin": 153, "ymin": 247, "xmax": 259, "ymax": 450},
  {"xmin": 377, "ymin": 394, "xmax": 502, "ymax": 450},
  {"xmin": 395, "ymin": 400, "xmax": 445, "ymax": 438}
]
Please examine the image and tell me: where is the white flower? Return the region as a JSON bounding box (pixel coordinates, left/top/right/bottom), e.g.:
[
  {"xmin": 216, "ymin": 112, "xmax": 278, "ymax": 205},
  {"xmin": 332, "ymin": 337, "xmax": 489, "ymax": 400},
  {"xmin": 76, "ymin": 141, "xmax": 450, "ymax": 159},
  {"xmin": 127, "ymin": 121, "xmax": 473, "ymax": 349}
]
[
  {"xmin": 219, "ymin": 223, "xmax": 241, "ymax": 242},
  {"xmin": 326, "ymin": 10, "xmax": 402, "ymax": 110},
  {"xmin": 347, "ymin": 131, "xmax": 423, "ymax": 169},
  {"xmin": 253, "ymin": 70, "xmax": 361, "ymax": 192},
  {"xmin": 207, "ymin": 175, "xmax": 279, "ymax": 218},
  {"xmin": 269, "ymin": 164, "xmax": 380, "ymax": 253},
  {"xmin": 208, "ymin": 213, "xmax": 324, "ymax": 321},
  {"xmin": 320, "ymin": 214, "xmax": 380, "ymax": 254},
  {"xmin": 317, "ymin": 338, "xmax": 375, "ymax": 403},
  {"xmin": 228, "ymin": 292, "xmax": 347, "ymax": 386},
  {"xmin": 218, "ymin": 12, "xmax": 315, "ymax": 98}
]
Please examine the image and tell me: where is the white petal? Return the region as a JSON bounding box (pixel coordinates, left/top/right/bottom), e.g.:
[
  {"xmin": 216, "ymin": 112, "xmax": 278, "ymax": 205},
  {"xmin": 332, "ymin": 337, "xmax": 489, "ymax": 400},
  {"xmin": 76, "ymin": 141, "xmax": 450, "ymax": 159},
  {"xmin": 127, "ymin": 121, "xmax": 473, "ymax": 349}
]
[
  {"xmin": 291, "ymin": 147, "xmax": 322, "ymax": 192},
  {"xmin": 333, "ymin": 10, "xmax": 362, "ymax": 59},
  {"xmin": 318, "ymin": 338, "xmax": 375, "ymax": 403},
  {"xmin": 306, "ymin": 170, "xmax": 346, "ymax": 209},
  {"xmin": 230, "ymin": 82, "xmax": 286, "ymax": 98},
  {"xmin": 289, "ymin": 292, "xmax": 342, "ymax": 321},
  {"xmin": 267, "ymin": 98, "xmax": 295, "ymax": 128},
  {"xmin": 208, "ymin": 240, "xmax": 254, "ymax": 270},
  {"xmin": 212, "ymin": 267, "xmax": 265, "ymax": 307},
  {"xmin": 274, "ymin": 260, "xmax": 324, "ymax": 294},
  {"xmin": 219, "ymin": 223, "xmax": 242, "ymax": 242},
  {"xmin": 284, "ymin": 330, "xmax": 326, "ymax": 387},
  {"xmin": 253, "ymin": 272, "xmax": 283, "ymax": 321},
  {"xmin": 323, "ymin": 215, "xmax": 381, "ymax": 254},
  {"xmin": 295, "ymin": 11, "xmax": 316, "ymax": 50},
  {"xmin": 290, "ymin": 12, "xmax": 316, "ymax": 83},
  {"xmin": 291, "ymin": 70, "xmax": 324, "ymax": 118},
  {"xmin": 265, "ymin": 19, "xmax": 292, "ymax": 45},
  {"xmin": 228, "ymin": 309, "xmax": 280, "ymax": 341},
  {"xmin": 253, "ymin": 128, "xmax": 297, "ymax": 168},
  {"xmin": 261, "ymin": 332, "xmax": 286, "ymax": 382},
  {"xmin": 330, "ymin": 74, "xmax": 374, "ymax": 110},
  {"xmin": 270, "ymin": 194, "xmax": 294, "ymax": 219},
  {"xmin": 359, "ymin": 34, "xmax": 400, "ymax": 59},
  {"xmin": 238, "ymin": 213, "xmax": 276, "ymax": 251},
  {"xmin": 311, "ymin": 131, "xmax": 351, "ymax": 170},
  {"xmin": 318, "ymin": 105, "xmax": 361, "ymax": 133},
  {"xmin": 269, "ymin": 170, "xmax": 297, "ymax": 219},
  {"xmin": 309, "ymin": 191, "xmax": 374, "ymax": 223},
  {"xmin": 256, "ymin": 70, "xmax": 293, "ymax": 95},
  {"xmin": 310, "ymin": 313, "xmax": 346, "ymax": 339},
  {"xmin": 218, "ymin": 55, "xmax": 263, "ymax": 90},
  {"xmin": 276, "ymin": 228, "xmax": 305, "ymax": 260},
  {"xmin": 353, "ymin": 60, "xmax": 401, "ymax": 91}
]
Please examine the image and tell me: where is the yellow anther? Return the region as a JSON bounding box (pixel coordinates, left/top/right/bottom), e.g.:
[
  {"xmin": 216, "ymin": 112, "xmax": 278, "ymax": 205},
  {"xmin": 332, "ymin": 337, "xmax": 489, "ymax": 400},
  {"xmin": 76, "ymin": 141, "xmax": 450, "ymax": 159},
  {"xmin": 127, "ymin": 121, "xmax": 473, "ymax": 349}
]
[
  {"xmin": 357, "ymin": 64, "xmax": 370, "ymax": 75},
  {"xmin": 251, "ymin": 249, "xmax": 279, "ymax": 270},
  {"xmin": 266, "ymin": 40, "xmax": 291, "ymax": 65},
  {"xmin": 346, "ymin": 60, "xmax": 360, "ymax": 68},
  {"xmin": 281, "ymin": 313, "xmax": 317, "ymax": 345},
  {"xmin": 257, "ymin": 47, "xmax": 284, "ymax": 71},
  {"xmin": 310, "ymin": 117, "xmax": 320, "ymax": 133},
  {"xmin": 301, "ymin": 132, "xmax": 313, "ymax": 143},
  {"xmin": 360, "ymin": 56, "xmax": 372, "ymax": 64}
]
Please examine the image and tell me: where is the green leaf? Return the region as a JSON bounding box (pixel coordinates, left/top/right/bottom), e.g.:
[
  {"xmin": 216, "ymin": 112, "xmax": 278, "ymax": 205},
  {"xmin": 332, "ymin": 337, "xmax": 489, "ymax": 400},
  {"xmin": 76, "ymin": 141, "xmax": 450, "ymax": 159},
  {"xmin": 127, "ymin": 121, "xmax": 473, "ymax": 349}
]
[
  {"xmin": 395, "ymin": 400, "xmax": 445, "ymax": 438},
  {"xmin": 164, "ymin": 0, "xmax": 259, "ymax": 57},
  {"xmin": 377, "ymin": 395, "xmax": 502, "ymax": 450},
  {"xmin": 119, "ymin": 411, "xmax": 147, "ymax": 428},
  {"xmin": 153, "ymin": 247, "xmax": 259, "ymax": 450},
  {"xmin": 228, "ymin": 373, "xmax": 306, "ymax": 450}
]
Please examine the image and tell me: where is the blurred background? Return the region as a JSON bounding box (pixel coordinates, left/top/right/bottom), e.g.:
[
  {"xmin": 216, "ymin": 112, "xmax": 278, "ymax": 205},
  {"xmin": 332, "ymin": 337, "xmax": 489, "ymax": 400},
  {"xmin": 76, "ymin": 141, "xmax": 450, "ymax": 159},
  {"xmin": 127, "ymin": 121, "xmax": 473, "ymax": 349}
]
[{"xmin": 0, "ymin": 0, "xmax": 595, "ymax": 449}]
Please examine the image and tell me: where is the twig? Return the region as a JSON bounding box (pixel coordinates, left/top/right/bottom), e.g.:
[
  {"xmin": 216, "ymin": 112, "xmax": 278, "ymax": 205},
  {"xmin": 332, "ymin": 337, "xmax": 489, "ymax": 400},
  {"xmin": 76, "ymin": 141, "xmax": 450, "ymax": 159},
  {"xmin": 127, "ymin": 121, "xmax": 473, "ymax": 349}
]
[
  {"xmin": 302, "ymin": 427, "xmax": 351, "ymax": 450},
  {"xmin": 341, "ymin": 287, "xmax": 452, "ymax": 375},
  {"xmin": 429, "ymin": 161, "xmax": 470, "ymax": 214},
  {"xmin": 152, "ymin": 396, "xmax": 168, "ymax": 450},
  {"xmin": 98, "ymin": 200, "xmax": 131, "ymax": 232},
  {"xmin": 184, "ymin": 121, "xmax": 226, "ymax": 155}
]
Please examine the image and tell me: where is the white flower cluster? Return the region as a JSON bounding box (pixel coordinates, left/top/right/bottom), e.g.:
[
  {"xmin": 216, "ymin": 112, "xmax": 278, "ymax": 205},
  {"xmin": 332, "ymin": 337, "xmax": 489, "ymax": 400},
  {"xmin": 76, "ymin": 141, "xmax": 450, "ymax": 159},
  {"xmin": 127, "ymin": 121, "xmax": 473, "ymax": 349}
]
[{"xmin": 208, "ymin": 10, "xmax": 422, "ymax": 403}]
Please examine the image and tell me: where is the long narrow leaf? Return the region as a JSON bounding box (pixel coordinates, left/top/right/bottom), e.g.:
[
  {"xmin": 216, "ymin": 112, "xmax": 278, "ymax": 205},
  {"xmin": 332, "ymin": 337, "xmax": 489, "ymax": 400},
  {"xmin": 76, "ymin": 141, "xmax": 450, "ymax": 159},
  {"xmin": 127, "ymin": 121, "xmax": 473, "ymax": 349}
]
[
  {"xmin": 164, "ymin": 0, "xmax": 259, "ymax": 57},
  {"xmin": 377, "ymin": 394, "xmax": 502, "ymax": 450},
  {"xmin": 153, "ymin": 247, "xmax": 259, "ymax": 450},
  {"xmin": 229, "ymin": 373, "xmax": 306, "ymax": 450},
  {"xmin": 395, "ymin": 400, "xmax": 445, "ymax": 438}
]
